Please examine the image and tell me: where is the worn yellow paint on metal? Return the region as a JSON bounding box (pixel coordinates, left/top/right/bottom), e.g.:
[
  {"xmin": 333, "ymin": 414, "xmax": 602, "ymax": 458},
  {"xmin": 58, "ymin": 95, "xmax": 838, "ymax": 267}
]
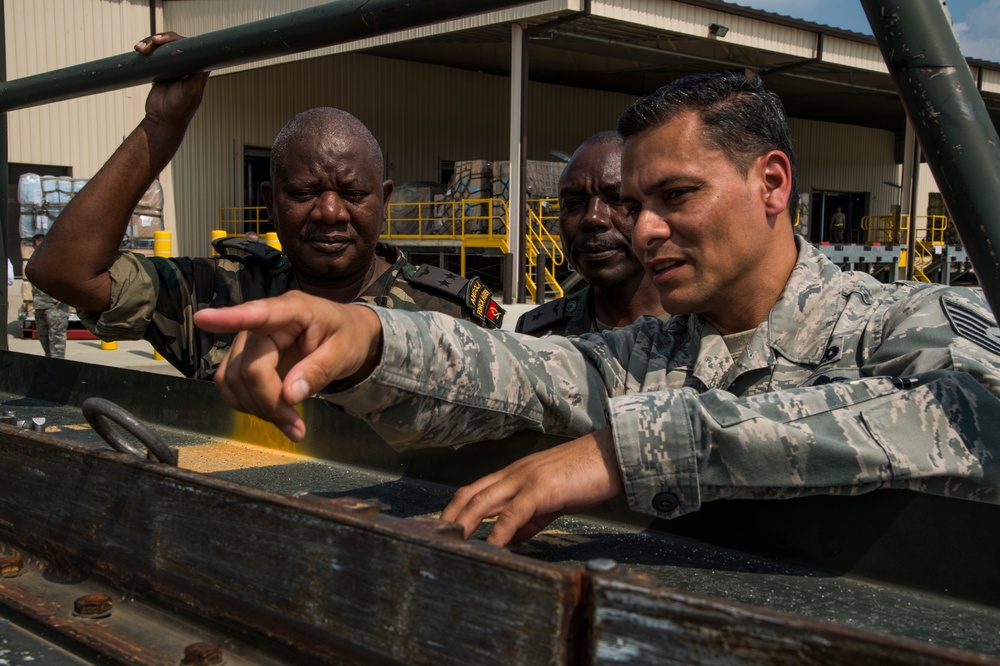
[
  {"xmin": 225, "ymin": 409, "xmax": 307, "ymax": 454},
  {"xmin": 178, "ymin": 440, "xmax": 313, "ymax": 474}
]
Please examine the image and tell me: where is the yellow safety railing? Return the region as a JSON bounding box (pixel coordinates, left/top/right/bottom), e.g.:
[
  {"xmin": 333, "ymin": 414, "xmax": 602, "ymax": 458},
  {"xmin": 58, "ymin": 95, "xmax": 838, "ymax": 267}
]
[
  {"xmin": 923, "ymin": 214, "xmax": 949, "ymax": 245},
  {"xmin": 218, "ymin": 206, "xmax": 270, "ymax": 237},
  {"xmin": 857, "ymin": 213, "xmax": 956, "ymax": 282},
  {"xmin": 911, "ymin": 215, "xmax": 951, "ymax": 283},
  {"xmin": 384, "ymin": 198, "xmax": 508, "ymax": 241},
  {"xmin": 220, "ymin": 197, "xmax": 568, "ymax": 297},
  {"xmin": 524, "ymin": 199, "xmax": 565, "ymax": 301},
  {"xmin": 860, "ymin": 214, "xmax": 907, "ymax": 245}
]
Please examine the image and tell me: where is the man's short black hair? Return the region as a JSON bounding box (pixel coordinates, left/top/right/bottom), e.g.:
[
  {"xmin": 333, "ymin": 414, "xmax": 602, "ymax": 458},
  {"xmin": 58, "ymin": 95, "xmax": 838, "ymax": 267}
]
[{"xmin": 617, "ymin": 71, "xmax": 800, "ymax": 221}]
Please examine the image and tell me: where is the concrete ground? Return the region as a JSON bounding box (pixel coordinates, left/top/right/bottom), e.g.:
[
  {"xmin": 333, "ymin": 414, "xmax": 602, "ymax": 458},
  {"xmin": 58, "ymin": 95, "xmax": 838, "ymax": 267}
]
[
  {"xmin": 3, "ymin": 279, "xmax": 537, "ymax": 376},
  {"xmin": 5, "ymin": 279, "xmax": 182, "ymax": 375}
]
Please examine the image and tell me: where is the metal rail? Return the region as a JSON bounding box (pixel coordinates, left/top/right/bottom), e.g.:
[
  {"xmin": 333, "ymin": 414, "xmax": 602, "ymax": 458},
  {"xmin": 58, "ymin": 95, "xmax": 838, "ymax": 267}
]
[
  {"xmin": 0, "ymin": 0, "xmax": 529, "ymax": 112},
  {"xmin": 863, "ymin": 0, "xmax": 1000, "ymax": 318}
]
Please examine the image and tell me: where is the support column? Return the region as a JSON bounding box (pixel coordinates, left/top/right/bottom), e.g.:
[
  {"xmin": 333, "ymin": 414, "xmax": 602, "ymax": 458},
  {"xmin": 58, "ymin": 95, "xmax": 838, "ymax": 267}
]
[
  {"xmin": 0, "ymin": 0, "xmax": 8, "ymax": 351},
  {"xmin": 901, "ymin": 120, "xmax": 920, "ymax": 281},
  {"xmin": 505, "ymin": 22, "xmax": 527, "ymax": 304}
]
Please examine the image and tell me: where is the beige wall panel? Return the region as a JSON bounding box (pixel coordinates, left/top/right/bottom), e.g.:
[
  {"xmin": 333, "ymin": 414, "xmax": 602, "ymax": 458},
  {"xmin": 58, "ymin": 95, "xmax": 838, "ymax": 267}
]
[
  {"xmin": 789, "ymin": 117, "xmax": 900, "ymax": 236},
  {"xmin": 169, "ymin": 52, "xmax": 634, "ymax": 255},
  {"xmin": 593, "ymin": 0, "xmax": 813, "ymax": 58},
  {"xmin": 4, "ymin": 0, "xmax": 183, "ymax": 248},
  {"xmin": 822, "ymin": 35, "xmax": 887, "ymax": 73},
  {"xmin": 980, "ymin": 67, "xmax": 1000, "ymax": 95},
  {"xmin": 163, "ymin": 0, "xmax": 575, "ymax": 76}
]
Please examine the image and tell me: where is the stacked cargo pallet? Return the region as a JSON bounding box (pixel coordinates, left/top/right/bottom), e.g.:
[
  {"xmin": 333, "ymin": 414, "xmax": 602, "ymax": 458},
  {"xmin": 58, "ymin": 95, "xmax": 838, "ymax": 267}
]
[{"xmin": 15, "ymin": 174, "xmax": 163, "ymax": 334}]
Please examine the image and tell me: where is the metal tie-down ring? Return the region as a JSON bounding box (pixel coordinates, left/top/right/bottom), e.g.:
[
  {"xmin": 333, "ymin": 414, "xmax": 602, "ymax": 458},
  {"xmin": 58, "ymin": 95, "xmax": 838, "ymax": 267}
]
[{"xmin": 81, "ymin": 397, "xmax": 178, "ymax": 466}]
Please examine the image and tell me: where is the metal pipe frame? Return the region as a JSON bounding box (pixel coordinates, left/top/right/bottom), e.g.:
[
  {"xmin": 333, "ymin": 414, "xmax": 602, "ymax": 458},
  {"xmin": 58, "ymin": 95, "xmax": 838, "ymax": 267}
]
[
  {"xmin": 0, "ymin": 0, "xmax": 528, "ymax": 333},
  {"xmin": 0, "ymin": 0, "xmax": 529, "ymax": 113},
  {"xmin": 862, "ymin": 0, "xmax": 1000, "ymax": 316}
]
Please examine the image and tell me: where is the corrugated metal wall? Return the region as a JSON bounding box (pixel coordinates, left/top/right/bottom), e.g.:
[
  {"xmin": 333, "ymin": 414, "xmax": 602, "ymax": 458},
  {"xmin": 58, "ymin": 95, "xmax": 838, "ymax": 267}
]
[
  {"xmin": 170, "ymin": 52, "xmax": 637, "ymax": 255},
  {"xmin": 163, "ymin": 0, "xmax": 575, "ymax": 76},
  {"xmin": 6, "ymin": 0, "xmax": 153, "ymax": 170},
  {"xmin": 5, "ymin": 0, "xmax": 938, "ymax": 259},
  {"xmin": 789, "ymin": 117, "xmax": 900, "ymax": 237},
  {"xmin": 596, "ymin": 0, "xmax": 812, "ymax": 58},
  {"xmin": 4, "ymin": 0, "xmax": 182, "ymax": 249}
]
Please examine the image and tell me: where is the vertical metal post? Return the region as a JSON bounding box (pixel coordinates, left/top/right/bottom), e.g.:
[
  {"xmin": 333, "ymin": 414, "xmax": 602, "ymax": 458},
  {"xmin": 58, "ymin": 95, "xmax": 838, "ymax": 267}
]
[
  {"xmin": 534, "ymin": 254, "xmax": 546, "ymax": 305},
  {"xmin": 901, "ymin": 121, "xmax": 919, "ymax": 280},
  {"xmin": 863, "ymin": 0, "xmax": 1000, "ymax": 315},
  {"xmin": 0, "ymin": 0, "xmax": 8, "ymax": 351},
  {"xmin": 506, "ymin": 22, "xmax": 527, "ymax": 304}
]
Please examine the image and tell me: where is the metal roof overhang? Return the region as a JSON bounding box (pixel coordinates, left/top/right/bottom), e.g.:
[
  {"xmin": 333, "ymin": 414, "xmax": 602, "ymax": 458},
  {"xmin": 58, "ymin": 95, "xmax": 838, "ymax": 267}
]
[{"xmin": 352, "ymin": 2, "xmax": 1000, "ymax": 140}]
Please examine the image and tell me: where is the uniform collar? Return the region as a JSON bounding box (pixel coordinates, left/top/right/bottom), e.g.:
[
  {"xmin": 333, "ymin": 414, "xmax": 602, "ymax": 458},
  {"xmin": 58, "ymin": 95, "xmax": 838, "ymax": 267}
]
[
  {"xmin": 688, "ymin": 236, "xmax": 847, "ymax": 387},
  {"xmin": 762, "ymin": 236, "xmax": 849, "ymax": 365}
]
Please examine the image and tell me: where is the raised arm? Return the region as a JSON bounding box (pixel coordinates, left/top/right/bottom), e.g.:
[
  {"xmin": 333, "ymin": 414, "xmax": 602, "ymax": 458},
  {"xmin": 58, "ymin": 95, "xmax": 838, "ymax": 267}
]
[{"xmin": 25, "ymin": 33, "xmax": 209, "ymax": 313}]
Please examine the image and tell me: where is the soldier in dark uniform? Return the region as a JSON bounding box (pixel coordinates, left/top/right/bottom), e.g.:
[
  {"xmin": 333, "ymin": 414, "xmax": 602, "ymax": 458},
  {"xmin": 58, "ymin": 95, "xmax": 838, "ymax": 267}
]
[
  {"xmin": 515, "ymin": 132, "xmax": 664, "ymax": 336},
  {"xmin": 26, "ymin": 33, "xmax": 502, "ymax": 379}
]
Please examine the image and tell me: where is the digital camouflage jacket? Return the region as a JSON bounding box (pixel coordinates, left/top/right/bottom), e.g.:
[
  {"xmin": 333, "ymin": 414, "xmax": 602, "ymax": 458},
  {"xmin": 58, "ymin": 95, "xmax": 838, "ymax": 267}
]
[
  {"xmin": 325, "ymin": 236, "xmax": 1000, "ymax": 520},
  {"xmin": 80, "ymin": 242, "xmax": 503, "ymax": 379}
]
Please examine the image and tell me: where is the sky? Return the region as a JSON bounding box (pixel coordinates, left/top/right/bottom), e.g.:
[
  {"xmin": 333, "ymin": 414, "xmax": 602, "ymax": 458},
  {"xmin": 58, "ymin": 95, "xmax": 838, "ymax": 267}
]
[{"xmin": 727, "ymin": 0, "xmax": 1000, "ymax": 62}]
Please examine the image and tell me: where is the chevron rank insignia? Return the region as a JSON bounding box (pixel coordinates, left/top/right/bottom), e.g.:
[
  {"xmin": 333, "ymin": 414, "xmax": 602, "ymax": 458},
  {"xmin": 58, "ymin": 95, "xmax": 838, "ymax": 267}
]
[{"xmin": 942, "ymin": 296, "xmax": 1000, "ymax": 356}]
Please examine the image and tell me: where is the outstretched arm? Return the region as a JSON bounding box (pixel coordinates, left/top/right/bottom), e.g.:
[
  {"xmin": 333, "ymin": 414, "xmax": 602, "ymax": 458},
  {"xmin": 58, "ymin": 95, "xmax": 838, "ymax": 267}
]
[
  {"xmin": 193, "ymin": 292, "xmax": 386, "ymax": 441},
  {"xmin": 25, "ymin": 33, "xmax": 209, "ymax": 313}
]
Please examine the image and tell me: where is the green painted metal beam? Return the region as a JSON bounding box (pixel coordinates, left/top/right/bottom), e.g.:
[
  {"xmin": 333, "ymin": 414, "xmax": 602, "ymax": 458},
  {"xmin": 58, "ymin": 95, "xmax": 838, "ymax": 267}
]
[
  {"xmin": 0, "ymin": 0, "xmax": 529, "ymax": 112},
  {"xmin": 862, "ymin": 0, "xmax": 1000, "ymax": 316}
]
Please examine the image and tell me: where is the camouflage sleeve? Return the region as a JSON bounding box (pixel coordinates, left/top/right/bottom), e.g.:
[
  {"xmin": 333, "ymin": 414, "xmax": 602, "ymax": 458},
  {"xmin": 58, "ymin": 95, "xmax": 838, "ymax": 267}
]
[
  {"xmin": 864, "ymin": 284, "xmax": 1000, "ymax": 395},
  {"xmin": 323, "ymin": 307, "xmax": 616, "ymax": 450},
  {"xmin": 610, "ymin": 285, "xmax": 1000, "ymax": 521},
  {"xmin": 76, "ymin": 252, "xmax": 159, "ymax": 341}
]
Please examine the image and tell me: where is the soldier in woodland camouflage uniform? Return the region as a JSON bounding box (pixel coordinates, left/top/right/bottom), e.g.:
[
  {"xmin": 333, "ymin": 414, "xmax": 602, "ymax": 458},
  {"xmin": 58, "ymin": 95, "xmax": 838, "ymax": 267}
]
[
  {"xmin": 197, "ymin": 72, "xmax": 1000, "ymax": 547},
  {"xmin": 30, "ymin": 236, "xmax": 69, "ymax": 359},
  {"xmin": 516, "ymin": 132, "xmax": 664, "ymax": 336},
  {"xmin": 26, "ymin": 33, "xmax": 501, "ymax": 380}
]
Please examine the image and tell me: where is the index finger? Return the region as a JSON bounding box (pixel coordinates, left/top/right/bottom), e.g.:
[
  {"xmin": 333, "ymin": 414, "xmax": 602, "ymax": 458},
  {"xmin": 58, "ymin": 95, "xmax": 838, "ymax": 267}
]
[{"xmin": 194, "ymin": 299, "xmax": 281, "ymax": 334}]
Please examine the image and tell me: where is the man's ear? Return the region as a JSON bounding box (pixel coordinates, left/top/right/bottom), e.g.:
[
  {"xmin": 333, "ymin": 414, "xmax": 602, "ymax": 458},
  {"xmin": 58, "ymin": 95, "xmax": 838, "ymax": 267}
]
[
  {"xmin": 260, "ymin": 181, "xmax": 274, "ymax": 220},
  {"xmin": 383, "ymin": 179, "xmax": 394, "ymax": 205},
  {"xmin": 760, "ymin": 150, "xmax": 792, "ymax": 218}
]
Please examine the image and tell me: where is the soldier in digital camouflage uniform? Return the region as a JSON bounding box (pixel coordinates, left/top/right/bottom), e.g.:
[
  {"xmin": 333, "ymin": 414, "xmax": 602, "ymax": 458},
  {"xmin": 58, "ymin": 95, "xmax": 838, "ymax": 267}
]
[
  {"xmin": 516, "ymin": 131, "xmax": 664, "ymax": 336},
  {"xmin": 27, "ymin": 33, "xmax": 502, "ymax": 380},
  {"xmin": 30, "ymin": 236, "xmax": 70, "ymax": 359},
  {"xmin": 197, "ymin": 72, "xmax": 1000, "ymax": 547}
]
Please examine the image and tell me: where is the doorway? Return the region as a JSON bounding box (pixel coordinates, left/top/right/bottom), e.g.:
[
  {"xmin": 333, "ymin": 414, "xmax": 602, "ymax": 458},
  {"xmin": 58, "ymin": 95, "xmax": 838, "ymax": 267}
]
[
  {"xmin": 810, "ymin": 190, "xmax": 869, "ymax": 244},
  {"xmin": 243, "ymin": 147, "xmax": 272, "ymax": 235}
]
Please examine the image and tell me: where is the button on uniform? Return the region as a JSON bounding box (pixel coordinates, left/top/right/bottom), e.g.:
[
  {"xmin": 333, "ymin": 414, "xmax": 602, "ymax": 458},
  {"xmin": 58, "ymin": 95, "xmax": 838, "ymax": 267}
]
[{"xmin": 651, "ymin": 492, "xmax": 679, "ymax": 513}]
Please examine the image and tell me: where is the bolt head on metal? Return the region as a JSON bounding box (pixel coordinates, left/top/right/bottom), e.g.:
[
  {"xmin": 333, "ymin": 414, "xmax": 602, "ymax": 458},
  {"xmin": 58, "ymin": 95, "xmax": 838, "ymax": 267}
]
[
  {"xmin": 0, "ymin": 556, "xmax": 23, "ymax": 578},
  {"xmin": 73, "ymin": 593, "xmax": 113, "ymax": 619},
  {"xmin": 587, "ymin": 558, "xmax": 618, "ymax": 573},
  {"xmin": 182, "ymin": 642, "xmax": 225, "ymax": 666}
]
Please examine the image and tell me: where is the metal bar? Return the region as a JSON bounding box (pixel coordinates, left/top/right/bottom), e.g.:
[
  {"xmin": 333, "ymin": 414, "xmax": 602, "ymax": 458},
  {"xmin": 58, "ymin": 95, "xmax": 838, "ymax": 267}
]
[
  {"xmin": 508, "ymin": 22, "xmax": 527, "ymax": 304},
  {"xmin": 862, "ymin": 0, "xmax": 1000, "ymax": 315},
  {"xmin": 0, "ymin": 0, "xmax": 7, "ymax": 353},
  {"xmin": 0, "ymin": 0, "xmax": 529, "ymax": 112}
]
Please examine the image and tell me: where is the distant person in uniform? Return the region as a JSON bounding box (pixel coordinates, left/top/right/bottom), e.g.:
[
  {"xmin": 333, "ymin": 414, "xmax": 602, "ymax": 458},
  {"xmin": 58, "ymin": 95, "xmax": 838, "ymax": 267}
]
[
  {"xmin": 830, "ymin": 206, "xmax": 846, "ymax": 244},
  {"xmin": 29, "ymin": 234, "xmax": 69, "ymax": 359},
  {"xmin": 26, "ymin": 32, "xmax": 503, "ymax": 380},
  {"xmin": 515, "ymin": 132, "xmax": 665, "ymax": 336},
  {"xmin": 197, "ymin": 71, "xmax": 1000, "ymax": 548}
]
